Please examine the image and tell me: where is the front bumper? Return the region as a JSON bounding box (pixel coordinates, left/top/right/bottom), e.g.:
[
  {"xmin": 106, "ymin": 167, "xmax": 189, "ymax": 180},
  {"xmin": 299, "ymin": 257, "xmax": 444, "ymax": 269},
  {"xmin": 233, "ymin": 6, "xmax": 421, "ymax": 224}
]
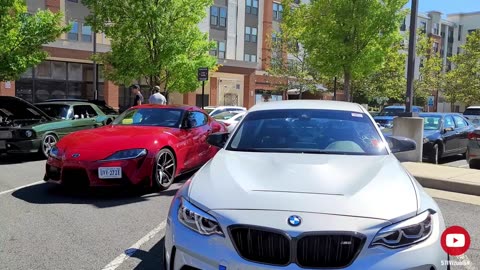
[
  {"xmin": 422, "ymin": 142, "xmax": 436, "ymax": 160},
  {"xmin": 44, "ymin": 155, "xmax": 154, "ymax": 187},
  {"xmin": 165, "ymin": 205, "xmax": 447, "ymax": 270},
  {"xmin": 0, "ymin": 138, "xmax": 41, "ymax": 154},
  {"xmin": 467, "ymin": 140, "xmax": 480, "ymax": 163}
]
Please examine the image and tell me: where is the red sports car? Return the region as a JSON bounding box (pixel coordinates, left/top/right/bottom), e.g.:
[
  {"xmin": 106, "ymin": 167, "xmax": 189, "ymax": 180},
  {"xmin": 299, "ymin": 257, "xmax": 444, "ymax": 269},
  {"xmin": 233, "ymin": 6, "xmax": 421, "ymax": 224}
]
[{"xmin": 44, "ymin": 104, "xmax": 227, "ymax": 190}]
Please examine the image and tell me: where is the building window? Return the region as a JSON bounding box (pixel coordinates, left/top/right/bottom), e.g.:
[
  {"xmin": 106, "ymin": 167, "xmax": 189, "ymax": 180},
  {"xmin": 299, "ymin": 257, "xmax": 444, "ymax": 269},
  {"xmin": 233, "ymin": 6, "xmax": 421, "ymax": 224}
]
[
  {"xmin": 68, "ymin": 21, "xmax": 79, "ymax": 41},
  {"xmin": 244, "ymin": 54, "xmax": 250, "ymax": 62},
  {"xmin": 219, "ymin": 7, "xmax": 227, "ymax": 27},
  {"xmin": 245, "ymin": 27, "xmax": 257, "ymax": 42},
  {"xmin": 457, "ymin": 47, "xmax": 461, "ymax": 55},
  {"xmin": 458, "ymin": 25, "xmax": 462, "ymax": 41},
  {"xmin": 432, "ymin": 23, "xmax": 439, "ymax": 35},
  {"xmin": 218, "ymin": 41, "xmax": 226, "ymax": 59},
  {"xmin": 246, "ymin": 0, "xmax": 258, "ymax": 15},
  {"xmin": 67, "ymin": 0, "xmax": 78, "ymax": 2},
  {"xmin": 81, "ymin": 24, "xmax": 92, "ymax": 42},
  {"xmin": 210, "ymin": 6, "xmax": 219, "ymax": 26},
  {"xmin": 273, "ymin": 2, "xmax": 283, "ymax": 21},
  {"xmin": 419, "ymin": 21, "xmax": 427, "ymax": 33},
  {"xmin": 400, "ymin": 17, "xmax": 406, "ymax": 31},
  {"xmin": 244, "ymin": 54, "xmax": 257, "ymax": 62},
  {"xmin": 433, "ymin": 42, "xmax": 439, "ymax": 53}
]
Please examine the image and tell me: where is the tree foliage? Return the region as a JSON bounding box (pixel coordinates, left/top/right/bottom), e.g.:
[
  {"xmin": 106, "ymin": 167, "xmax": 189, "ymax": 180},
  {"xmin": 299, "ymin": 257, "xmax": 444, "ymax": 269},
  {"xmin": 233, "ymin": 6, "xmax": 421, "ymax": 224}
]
[
  {"xmin": 282, "ymin": 0, "xmax": 407, "ymax": 102},
  {"xmin": 0, "ymin": 0, "xmax": 69, "ymax": 81},
  {"xmin": 446, "ymin": 30, "xmax": 480, "ymax": 106},
  {"xmin": 414, "ymin": 32, "xmax": 444, "ymax": 104},
  {"xmin": 83, "ymin": 0, "xmax": 217, "ymax": 94}
]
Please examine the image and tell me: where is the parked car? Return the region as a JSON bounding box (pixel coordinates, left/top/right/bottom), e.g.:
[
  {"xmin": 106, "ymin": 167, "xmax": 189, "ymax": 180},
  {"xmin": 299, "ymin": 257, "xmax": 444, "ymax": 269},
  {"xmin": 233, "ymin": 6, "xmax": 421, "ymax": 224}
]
[
  {"xmin": 420, "ymin": 113, "xmax": 475, "ymax": 164},
  {"xmin": 463, "ymin": 106, "xmax": 480, "ymax": 125},
  {"xmin": 165, "ymin": 100, "xmax": 447, "ymax": 270},
  {"xmin": 0, "ymin": 97, "xmax": 112, "ymax": 158},
  {"xmin": 43, "ymin": 99, "xmax": 119, "ymax": 115},
  {"xmin": 374, "ymin": 105, "xmax": 423, "ymax": 128},
  {"xmin": 212, "ymin": 111, "xmax": 246, "ymax": 133},
  {"xmin": 35, "ymin": 101, "xmax": 117, "ymax": 125},
  {"xmin": 44, "ymin": 104, "xmax": 227, "ymax": 190},
  {"xmin": 203, "ymin": 106, "xmax": 246, "ymax": 117},
  {"xmin": 467, "ymin": 128, "xmax": 480, "ymax": 169}
]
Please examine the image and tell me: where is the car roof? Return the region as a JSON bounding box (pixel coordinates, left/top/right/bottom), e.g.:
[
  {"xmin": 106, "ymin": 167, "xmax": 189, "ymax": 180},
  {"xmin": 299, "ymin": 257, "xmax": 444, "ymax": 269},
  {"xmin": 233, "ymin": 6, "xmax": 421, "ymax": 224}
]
[
  {"xmin": 35, "ymin": 101, "xmax": 93, "ymax": 106},
  {"xmin": 419, "ymin": 112, "xmax": 461, "ymax": 117},
  {"xmin": 132, "ymin": 104, "xmax": 197, "ymax": 110},
  {"xmin": 466, "ymin": 106, "xmax": 480, "ymax": 109},
  {"xmin": 249, "ymin": 100, "xmax": 364, "ymax": 113}
]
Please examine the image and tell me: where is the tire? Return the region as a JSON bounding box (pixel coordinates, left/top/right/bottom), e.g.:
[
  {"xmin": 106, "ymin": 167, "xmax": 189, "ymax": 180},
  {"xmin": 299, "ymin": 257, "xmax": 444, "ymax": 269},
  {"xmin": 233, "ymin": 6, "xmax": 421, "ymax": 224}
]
[
  {"xmin": 153, "ymin": 148, "xmax": 176, "ymax": 191},
  {"xmin": 40, "ymin": 134, "xmax": 58, "ymax": 158},
  {"xmin": 427, "ymin": 144, "xmax": 441, "ymax": 164},
  {"xmin": 470, "ymin": 160, "xmax": 480, "ymax": 169}
]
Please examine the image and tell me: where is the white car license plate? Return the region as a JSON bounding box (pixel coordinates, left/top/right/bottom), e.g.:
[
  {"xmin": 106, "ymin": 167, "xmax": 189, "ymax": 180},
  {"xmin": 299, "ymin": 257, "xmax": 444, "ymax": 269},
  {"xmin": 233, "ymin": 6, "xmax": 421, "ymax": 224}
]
[{"xmin": 98, "ymin": 167, "xmax": 122, "ymax": 179}]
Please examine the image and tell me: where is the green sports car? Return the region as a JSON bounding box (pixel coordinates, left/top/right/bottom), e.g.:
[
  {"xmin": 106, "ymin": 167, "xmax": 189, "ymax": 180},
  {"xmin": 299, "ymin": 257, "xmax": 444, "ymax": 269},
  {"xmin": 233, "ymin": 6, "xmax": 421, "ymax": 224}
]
[{"xmin": 0, "ymin": 97, "xmax": 117, "ymax": 158}]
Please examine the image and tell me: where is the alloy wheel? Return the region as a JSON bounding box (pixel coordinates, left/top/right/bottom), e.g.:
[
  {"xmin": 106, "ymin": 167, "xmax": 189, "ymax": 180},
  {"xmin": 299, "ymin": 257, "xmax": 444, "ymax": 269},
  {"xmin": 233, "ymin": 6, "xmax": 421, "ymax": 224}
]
[
  {"xmin": 155, "ymin": 149, "xmax": 176, "ymax": 190},
  {"xmin": 42, "ymin": 134, "xmax": 58, "ymax": 158}
]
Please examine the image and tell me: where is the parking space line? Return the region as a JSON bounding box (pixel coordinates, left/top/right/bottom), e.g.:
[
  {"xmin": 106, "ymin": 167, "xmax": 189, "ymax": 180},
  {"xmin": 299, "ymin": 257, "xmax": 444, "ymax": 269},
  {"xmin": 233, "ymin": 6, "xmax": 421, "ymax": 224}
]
[
  {"xmin": 101, "ymin": 221, "xmax": 167, "ymax": 270},
  {"xmin": 0, "ymin": 180, "xmax": 44, "ymax": 196}
]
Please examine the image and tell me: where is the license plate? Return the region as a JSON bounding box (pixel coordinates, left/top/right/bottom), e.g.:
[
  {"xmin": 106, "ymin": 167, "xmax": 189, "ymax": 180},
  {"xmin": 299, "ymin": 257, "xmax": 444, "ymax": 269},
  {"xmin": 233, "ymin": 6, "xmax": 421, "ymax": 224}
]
[
  {"xmin": 0, "ymin": 141, "xmax": 5, "ymax": 150},
  {"xmin": 98, "ymin": 167, "xmax": 122, "ymax": 179}
]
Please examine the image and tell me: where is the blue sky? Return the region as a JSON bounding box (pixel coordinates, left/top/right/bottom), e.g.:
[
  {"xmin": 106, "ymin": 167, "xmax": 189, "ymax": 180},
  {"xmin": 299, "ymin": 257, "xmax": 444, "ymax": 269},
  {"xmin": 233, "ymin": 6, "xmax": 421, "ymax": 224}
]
[{"xmin": 406, "ymin": 0, "xmax": 480, "ymax": 15}]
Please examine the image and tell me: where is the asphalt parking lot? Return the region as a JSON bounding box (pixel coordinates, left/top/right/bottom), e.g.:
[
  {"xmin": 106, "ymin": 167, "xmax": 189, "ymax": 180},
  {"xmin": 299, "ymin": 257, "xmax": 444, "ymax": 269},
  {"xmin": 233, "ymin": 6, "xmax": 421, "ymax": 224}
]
[{"xmin": 0, "ymin": 155, "xmax": 479, "ymax": 270}]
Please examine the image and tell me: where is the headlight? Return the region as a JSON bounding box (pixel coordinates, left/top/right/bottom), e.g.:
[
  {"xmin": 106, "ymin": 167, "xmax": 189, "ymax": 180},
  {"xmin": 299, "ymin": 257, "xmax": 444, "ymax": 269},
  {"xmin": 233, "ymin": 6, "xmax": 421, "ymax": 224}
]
[
  {"xmin": 370, "ymin": 210, "xmax": 434, "ymax": 249},
  {"xmin": 103, "ymin": 148, "xmax": 147, "ymax": 161},
  {"xmin": 49, "ymin": 146, "xmax": 61, "ymax": 159},
  {"xmin": 177, "ymin": 197, "xmax": 224, "ymax": 236}
]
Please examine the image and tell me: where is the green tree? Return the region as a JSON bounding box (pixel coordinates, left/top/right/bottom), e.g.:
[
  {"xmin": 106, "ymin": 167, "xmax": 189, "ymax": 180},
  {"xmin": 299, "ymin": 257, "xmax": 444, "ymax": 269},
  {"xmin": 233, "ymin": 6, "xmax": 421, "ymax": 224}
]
[
  {"xmin": 282, "ymin": 0, "xmax": 407, "ymax": 102},
  {"xmin": 353, "ymin": 40, "xmax": 407, "ymax": 104},
  {"xmin": 414, "ymin": 32, "xmax": 444, "ymax": 105},
  {"xmin": 448, "ymin": 30, "xmax": 480, "ymax": 106},
  {"xmin": 0, "ymin": 0, "xmax": 70, "ymax": 81},
  {"xmin": 83, "ymin": 0, "xmax": 217, "ymax": 95}
]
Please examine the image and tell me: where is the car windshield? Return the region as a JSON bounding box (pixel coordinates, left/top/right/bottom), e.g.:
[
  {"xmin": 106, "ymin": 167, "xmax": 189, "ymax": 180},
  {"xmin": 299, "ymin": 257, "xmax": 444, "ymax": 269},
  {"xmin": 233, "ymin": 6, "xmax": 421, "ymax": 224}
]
[
  {"xmin": 213, "ymin": 111, "xmax": 240, "ymax": 120},
  {"xmin": 422, "ymin": 116, "xmax": 441, "ymax": 130},
  {"xmin": 378, "ymin": 108, "xmax": 404, "ymax": 116},
  {"xmin": 204, "ymin": 108, "xmax": 215, "ymax": 114},
  {"xmin": 112, "ymin": 108, "xmax": 183, "ymax": 127},
  {"xmin": 0, "ymin": 102, "xmax": 46, "ymax": 120},
  {"xmin": 36, "ymin": 104, "xmax": 71, "ymax": 119},
  {"xmin": 464, "ymin": 109, "xmax": 480, "ymax": 116},
  {"xmin": 227, "ymin": 109, "xmax": 388, "ymax": 155}
]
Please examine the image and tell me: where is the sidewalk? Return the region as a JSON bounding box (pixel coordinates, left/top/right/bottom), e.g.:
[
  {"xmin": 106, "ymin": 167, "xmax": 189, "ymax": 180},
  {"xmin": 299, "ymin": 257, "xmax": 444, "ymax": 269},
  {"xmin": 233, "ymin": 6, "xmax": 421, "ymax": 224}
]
[{"xmin": 402, "ymin": 162, "xmax": 480, "ymax": 196}]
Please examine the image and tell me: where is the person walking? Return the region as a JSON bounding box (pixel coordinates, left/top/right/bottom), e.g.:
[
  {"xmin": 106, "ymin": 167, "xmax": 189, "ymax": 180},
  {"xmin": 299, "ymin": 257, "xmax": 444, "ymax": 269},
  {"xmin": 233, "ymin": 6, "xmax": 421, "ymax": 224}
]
[
  {"xmin": 130, "ymin": 84, "xmax": 144, "ymax": 106},
  {"xmin": 149, "ymin": 85, "xmax": 167, "ymax": 105}
]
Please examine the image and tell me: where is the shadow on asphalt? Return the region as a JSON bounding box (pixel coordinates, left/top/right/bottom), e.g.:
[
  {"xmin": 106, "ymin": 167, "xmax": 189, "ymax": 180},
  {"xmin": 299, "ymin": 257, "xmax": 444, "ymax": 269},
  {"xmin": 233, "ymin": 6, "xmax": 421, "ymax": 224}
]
[
  {"xmin": 0, "ymin": 154, "xmax": 45, "ymax": 164},
  {"xmin": 131, "ymin": 238, "xmax": 166, "ymax": 270},
  {"xmin": 439, "ymin": 154, "xmax": 466, "ymax": 165},
  {"xmin": 11, "ymin": 172, "xmax": 194, "ymax": 208}
]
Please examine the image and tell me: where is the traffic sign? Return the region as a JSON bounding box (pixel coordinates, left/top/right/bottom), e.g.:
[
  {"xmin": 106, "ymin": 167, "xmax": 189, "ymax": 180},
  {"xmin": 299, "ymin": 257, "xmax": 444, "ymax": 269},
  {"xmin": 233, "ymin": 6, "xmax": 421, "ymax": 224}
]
[
  {"xmin": 428, "ymin": 95, "xmax": 435, "ymax": 107},
  {"xmin": 197, "ymin": 67, "xmax": 209, "ymax": 81}
]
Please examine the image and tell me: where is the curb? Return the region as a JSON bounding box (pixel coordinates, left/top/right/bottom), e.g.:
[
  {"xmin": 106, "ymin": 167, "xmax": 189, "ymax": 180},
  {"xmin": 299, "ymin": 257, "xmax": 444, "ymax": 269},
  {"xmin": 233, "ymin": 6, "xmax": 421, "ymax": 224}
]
[{"xmin": 412, "ymin": 175, "xmax": 480, "ymax": 197}]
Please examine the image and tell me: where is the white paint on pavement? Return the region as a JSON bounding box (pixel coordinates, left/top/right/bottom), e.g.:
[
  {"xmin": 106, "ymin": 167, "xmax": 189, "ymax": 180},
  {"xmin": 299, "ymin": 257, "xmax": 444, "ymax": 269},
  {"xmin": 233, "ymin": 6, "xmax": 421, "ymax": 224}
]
[
  {"xmin": 0, "ymin": 180, "xmax": 44, "ymax": 196},
  {"xmin": 101, "ymin": 221, "xmax": 167, "ymax": 270}
]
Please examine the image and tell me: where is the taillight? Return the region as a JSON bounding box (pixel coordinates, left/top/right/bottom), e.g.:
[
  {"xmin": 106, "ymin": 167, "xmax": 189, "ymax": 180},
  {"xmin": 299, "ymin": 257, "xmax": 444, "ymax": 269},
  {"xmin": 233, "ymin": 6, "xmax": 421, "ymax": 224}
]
[{"xmin": 468, "ymin": 132, "xmax": 480, "ymax": 140}]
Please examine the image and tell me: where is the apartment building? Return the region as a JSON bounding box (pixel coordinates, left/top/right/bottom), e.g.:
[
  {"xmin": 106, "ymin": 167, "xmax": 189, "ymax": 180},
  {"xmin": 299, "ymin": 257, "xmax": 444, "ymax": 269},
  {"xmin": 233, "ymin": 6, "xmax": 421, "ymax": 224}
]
[
  {"xmin": 401, "ymin": 10, "xmax": 480, "ymax": 112},
  {"xmin": 0, "ymin": 0, "xmax": 292, "ymax": 110}
]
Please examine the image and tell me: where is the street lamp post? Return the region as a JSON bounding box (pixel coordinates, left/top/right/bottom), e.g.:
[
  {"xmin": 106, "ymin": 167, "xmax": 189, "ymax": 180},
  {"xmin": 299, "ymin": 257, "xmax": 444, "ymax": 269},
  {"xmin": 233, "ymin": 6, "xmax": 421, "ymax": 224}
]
[{"xmin": 405, "ymin": 0, "xmax": 419, "ymax": 114}]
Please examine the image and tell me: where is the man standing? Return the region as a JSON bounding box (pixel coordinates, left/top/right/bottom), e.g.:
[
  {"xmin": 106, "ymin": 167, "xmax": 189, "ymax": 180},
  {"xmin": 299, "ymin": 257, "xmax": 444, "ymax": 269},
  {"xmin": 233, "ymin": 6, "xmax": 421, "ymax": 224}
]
[
  {"xmin": 130, "ymin": 84, "xmax": 144, "ymax": 106},
  {"xmin": 149, "ymin": 85, "xmax": 167, "ymax": 105}
]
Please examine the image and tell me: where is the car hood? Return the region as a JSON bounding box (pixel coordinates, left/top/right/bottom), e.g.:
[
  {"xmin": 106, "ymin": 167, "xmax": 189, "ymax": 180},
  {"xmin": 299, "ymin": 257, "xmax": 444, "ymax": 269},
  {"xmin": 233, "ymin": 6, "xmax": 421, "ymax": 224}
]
[
  {"xmin": 424, "ymin": 129, "xmax": 439, "ymax": 138},
  {"xmin": 189, "ymin": 151, "xmax": 418, "ymax": 221},
  {"xmin": 57, "ymin": 125, "xmax": 178, "ymax": 159}
]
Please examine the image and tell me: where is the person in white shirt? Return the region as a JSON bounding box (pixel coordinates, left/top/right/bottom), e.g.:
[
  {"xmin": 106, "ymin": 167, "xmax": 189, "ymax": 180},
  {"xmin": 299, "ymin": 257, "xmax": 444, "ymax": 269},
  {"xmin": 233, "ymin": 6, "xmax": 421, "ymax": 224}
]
[{"xmin": 149, "ymin": 86, "xmax": 167, "ymax": 105}]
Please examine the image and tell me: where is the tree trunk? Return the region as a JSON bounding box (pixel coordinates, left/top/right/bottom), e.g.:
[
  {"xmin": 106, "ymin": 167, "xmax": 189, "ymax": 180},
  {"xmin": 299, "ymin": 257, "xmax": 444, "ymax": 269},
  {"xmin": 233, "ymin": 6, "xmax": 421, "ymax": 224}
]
[{"xmin": 343, "ymin": 70, "xmax": 351, "ymax": 102}]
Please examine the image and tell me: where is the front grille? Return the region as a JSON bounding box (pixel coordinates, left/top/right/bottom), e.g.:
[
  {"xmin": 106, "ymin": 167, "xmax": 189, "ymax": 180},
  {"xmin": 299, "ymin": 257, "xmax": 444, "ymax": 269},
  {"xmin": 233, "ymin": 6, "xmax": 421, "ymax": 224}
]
[
  {"xmin": 0, "ymin": 131, "xmax": 12, "ymax": 139},
  {"xmin": 297, "ymin": 234, "xmax": 364, "ymax": 268},
  {"xmin": 230, "ymin": 227, "xmax": 290, "ymax": 265},
  {"xmin": 46, "ymin": 164, "xmax": 61, "ymax": 181},
  {"xmin": 62, "ymin": 168, "xmax": 90, "ymax": 188},
  {"xmin": 229, "ymin": 226, "xmax": 365, "ymax": 268}
]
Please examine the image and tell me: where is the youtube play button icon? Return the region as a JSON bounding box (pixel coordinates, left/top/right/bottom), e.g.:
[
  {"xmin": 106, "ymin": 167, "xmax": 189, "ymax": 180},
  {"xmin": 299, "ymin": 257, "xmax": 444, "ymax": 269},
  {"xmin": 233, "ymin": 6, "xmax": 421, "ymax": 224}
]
[{"xmin": 441, "ymin": 226, "xmax": 471, "ymax": 256}]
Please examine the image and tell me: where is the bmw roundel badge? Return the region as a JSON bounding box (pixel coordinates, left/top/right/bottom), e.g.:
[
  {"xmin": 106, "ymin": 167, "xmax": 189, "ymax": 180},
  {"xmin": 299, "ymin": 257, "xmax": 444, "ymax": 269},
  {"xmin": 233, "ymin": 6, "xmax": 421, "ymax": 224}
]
[{"xmin": 287, "ymin": 215, "xmax": 302, "ymax": 226}]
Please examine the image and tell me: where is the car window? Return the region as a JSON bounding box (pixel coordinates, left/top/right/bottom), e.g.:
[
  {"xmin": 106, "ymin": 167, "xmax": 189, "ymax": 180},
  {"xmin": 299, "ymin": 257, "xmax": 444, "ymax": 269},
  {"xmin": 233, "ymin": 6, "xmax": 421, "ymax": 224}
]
[
  {"xmin": 422, "ymin": 116, "xmax": 441, "ymax": 130},
  {"xmin": 35, "ymin": 104, "xmax": 71, "ymax": 119},
  {"xmin": 213, "ymin": 111, "xmax": 240, "ymax": 120},
  {"xmin": 444, "ymin": 116, "xmax": 455, "ymax": 129},
  {"xmin": 464, "ymin": 108, "xmax": 480, "ymax": 115},
  {"xmin": 188, "ymin": 112, "xmax": 208, "ymax": 127},
  {"xmin": 234, "ymin": 114, "xmax": 245, "ymax": 122},
  {"xmin": 113, "ymin": 108, "xmax": 183, "ymax": 127},
  {"xmin": 227, "ymin": 109, "xmax": 387, "ymax": 155},
  {"xmin": 378, "ymin": 107, "xmax": 404, "ymax": 116},
  {"xmin": 73, "ymin": 105, "xmax": 97, "ymax": 118},
  {"xmin": 210, "ymin": 109, "xmax": 225, "ymax": 116},
  {"xmin": 453, "ymin": 115, "xmax": 468, "ymax": 128}
]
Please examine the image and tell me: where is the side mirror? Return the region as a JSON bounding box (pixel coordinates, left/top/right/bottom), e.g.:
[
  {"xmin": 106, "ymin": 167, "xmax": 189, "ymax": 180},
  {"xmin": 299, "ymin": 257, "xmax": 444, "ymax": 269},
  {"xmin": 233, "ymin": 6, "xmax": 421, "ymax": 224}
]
[
  {"xmin": 207, "ymin": 132, "xmax": 229, "ymax": 148},
  {"xmin": 385, "ymin": 136, "xmax": 416, "ymax": 153},
  {"xmin": 443, "ymin": 127, "xmax": 454, "ymax": 133}
]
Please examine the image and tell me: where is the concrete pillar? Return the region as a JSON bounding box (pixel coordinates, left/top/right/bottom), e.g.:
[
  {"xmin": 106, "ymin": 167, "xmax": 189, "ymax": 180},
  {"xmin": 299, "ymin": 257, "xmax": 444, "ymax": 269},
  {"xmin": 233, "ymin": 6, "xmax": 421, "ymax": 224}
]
[
  {"xmin": 392, "ymin": 117, "xmax": 424, "ymax": 162},
  {"xmin": 0, "ymin": 81, "xmax": 15, "ymax": 97},
  {"xmin": 210, "ymin": 77, "xmax": 218, "ymax": 106},
  {"xmin": 103, "ymin": 81, "xmax": 119, "ymax": 109},
  {"xmin": 243, "ymin": 72, "xmax": 255, "ymax": 108}
]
